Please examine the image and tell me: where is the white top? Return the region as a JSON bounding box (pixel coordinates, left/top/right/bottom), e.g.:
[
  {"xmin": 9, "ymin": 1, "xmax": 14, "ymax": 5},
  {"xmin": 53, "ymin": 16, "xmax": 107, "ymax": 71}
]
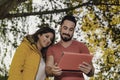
[{"xmin": 36, "ymin": 57, "xmax": 46, "ymax": 80}]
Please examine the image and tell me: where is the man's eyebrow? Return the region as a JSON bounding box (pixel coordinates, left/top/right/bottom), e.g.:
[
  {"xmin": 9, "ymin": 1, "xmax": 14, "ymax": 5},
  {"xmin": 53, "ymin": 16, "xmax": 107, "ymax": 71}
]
[{"xmin": 63, "ymin": 25, "xmax": 67, "ymax": 27}]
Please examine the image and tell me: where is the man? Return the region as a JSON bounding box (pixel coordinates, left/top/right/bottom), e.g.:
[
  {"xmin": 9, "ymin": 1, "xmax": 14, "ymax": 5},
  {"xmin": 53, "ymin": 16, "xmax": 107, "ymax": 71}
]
[{"xmin": 46, "ymin": 15, "xmax": 94, "ymax": 80}]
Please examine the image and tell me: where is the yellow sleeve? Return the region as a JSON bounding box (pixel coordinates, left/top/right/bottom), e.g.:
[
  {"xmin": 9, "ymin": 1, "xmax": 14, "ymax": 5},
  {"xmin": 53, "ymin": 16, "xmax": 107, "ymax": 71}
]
[{"xmin": 8, "ymin": 42, "xmax": 29, "ymax": 80}]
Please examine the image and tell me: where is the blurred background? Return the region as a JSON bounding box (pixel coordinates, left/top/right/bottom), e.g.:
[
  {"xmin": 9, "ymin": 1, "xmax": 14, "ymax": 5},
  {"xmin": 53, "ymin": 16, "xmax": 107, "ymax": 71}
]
[{"xmin": 0, "ymin": 0, "xmax": 120, "ymax": 80}]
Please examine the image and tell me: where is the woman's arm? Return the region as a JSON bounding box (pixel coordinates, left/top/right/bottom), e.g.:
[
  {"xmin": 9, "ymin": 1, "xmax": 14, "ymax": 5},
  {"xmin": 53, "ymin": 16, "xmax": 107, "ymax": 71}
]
[{"xmin": 8, "ymin": 43, "xmax": 28, "ymax": 80}]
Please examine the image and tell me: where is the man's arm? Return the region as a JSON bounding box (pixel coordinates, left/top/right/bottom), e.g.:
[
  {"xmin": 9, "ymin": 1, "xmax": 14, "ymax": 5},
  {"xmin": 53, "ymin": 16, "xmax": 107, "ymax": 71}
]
[
  {"xmin": 46, "ymin": 55, "xmax": 54, "ymax": 76},
  {"xmin": 45, "ymin": 55, "xmax": 62, "ymax": 76}
]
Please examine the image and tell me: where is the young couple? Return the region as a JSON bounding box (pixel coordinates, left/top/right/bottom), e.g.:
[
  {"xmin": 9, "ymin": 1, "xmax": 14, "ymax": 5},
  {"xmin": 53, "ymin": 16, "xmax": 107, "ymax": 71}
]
[{"xmin": 8, "ymin": 15, "xmax": 94, "ymax": 80}]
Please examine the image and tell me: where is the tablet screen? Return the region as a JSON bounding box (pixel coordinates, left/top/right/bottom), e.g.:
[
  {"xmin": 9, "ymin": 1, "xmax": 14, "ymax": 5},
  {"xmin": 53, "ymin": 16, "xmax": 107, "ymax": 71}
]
[{"xmin": 58, "ymin": 52, "xmax": 93, "ymax": 71}]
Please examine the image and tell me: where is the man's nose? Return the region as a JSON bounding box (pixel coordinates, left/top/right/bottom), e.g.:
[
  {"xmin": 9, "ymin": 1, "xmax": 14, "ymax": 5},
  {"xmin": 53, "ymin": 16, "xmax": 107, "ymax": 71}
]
[{"xmin": 65, "ymin": 29, "xmax": 69, "ymax": 34}]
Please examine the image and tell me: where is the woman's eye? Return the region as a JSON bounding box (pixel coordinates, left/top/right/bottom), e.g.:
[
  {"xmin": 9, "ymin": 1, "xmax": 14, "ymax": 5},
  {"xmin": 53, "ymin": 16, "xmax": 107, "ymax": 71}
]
[
  {"xmin": 45, "ymin": 34, "xmax": 53, "ymax": 42},
  {"xmin": 45, "ymin": 35, "xmax": 49, "ymax": 38}
]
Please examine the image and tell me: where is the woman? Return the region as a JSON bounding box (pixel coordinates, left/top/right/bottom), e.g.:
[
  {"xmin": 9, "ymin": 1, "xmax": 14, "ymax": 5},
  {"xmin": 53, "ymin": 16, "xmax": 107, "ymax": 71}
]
[{"xmin": 8, "ymin": 27, "xmax": 55, "ymax": 80}]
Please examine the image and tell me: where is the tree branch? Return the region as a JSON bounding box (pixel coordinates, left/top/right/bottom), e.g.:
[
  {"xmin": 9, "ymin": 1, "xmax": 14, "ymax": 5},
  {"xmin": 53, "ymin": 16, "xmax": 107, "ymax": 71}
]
[
  {"xmin": 1, "ymin": 1, "xmax": 120, "ymax": 19},
  {"xmin": 0, "ymin": 2, "xmax": 89, "ymax": 19}
]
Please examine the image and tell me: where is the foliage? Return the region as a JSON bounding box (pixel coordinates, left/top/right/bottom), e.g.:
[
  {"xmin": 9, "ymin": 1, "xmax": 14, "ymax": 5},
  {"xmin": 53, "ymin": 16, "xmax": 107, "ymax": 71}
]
[
  {"xmin": 77, "ymin": 1, "xmax": 120, "ymax": 79},
  {"xmin": 0, "ymin": 0, "xmax": 120, "ymax": 80},
  {"xmin": 0, "ymin": 75, "xmax": 8, "ymax": 80}
]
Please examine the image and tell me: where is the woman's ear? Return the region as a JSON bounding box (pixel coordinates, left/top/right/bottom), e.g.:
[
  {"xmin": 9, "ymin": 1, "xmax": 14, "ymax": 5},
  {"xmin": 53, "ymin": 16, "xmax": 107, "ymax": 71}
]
[{"xmin": 38, "ymin": 34, "xmax": 41, "ymax": 38}]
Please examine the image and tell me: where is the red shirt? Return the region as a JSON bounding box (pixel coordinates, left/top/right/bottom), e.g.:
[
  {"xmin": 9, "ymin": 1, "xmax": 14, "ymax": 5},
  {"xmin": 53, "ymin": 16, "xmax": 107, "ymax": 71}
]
[{"xmin": 47, "ymin": 40, "xmax": 90, "ymax": 80}]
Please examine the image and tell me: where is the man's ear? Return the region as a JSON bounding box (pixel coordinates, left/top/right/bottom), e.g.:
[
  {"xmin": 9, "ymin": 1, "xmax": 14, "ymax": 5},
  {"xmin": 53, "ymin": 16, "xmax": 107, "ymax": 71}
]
[{"xmin": 58, "ymin": 26, "xmax": 61, "ymax": 32}]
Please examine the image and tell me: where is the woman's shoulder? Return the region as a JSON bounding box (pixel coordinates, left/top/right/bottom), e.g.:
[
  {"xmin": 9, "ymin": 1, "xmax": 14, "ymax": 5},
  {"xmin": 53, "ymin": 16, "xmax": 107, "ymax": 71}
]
[{"xmin": 16, "ymin": 37, "xmax": 34, "ymax": 53}]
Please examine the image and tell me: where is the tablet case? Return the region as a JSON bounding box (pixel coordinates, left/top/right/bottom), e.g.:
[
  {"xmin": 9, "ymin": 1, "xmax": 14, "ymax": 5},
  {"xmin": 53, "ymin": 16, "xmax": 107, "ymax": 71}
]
[{"xmin": 58, "ymin": 52, "xmax": 93, "ymax": 72}]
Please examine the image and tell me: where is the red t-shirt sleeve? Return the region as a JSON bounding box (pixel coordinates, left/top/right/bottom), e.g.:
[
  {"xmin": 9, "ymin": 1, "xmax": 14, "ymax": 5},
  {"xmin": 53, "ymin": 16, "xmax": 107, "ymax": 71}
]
[
  {"xmin": 46, "ymin": 46, "xmax": 54, "ymax": 56},
  {"xmin": 80, "ymin": 43, "xmax": 90, "ymax": 54},
  {"xmin": 74, "ymin": 40, "xmax": 90, "ymax": 54}
]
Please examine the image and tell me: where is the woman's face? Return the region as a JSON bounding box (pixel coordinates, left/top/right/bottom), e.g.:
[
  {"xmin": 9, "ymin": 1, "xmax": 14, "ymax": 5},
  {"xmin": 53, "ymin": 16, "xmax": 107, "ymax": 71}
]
[{"xmin": 37, "ymin": 32, "xmax": 54, "ymax": 49}]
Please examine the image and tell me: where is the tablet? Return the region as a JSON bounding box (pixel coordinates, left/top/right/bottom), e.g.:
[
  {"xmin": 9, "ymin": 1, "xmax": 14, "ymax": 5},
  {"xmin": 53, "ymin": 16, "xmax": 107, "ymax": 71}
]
[{"xmin": 58, "ymin": 52, "xmax": 93, "ymax": 72}]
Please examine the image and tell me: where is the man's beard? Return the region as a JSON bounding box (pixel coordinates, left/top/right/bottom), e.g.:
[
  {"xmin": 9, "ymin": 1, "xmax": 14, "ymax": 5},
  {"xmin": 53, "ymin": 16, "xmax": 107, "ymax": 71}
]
[{"xmin": 60, "ymin": 33, "xmax": 72, "ymax": 42}]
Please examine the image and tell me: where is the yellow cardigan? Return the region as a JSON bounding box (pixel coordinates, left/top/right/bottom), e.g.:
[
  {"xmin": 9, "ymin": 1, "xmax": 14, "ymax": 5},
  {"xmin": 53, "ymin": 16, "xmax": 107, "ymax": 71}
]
[{"xmin": 8, "ymin": 37, "xmax": 49, "ymax": 80}]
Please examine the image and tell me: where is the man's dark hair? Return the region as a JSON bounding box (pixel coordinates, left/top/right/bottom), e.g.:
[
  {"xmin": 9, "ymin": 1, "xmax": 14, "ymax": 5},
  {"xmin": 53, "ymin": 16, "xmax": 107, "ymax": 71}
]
[{"xmin": 60, "ymin": 15, "xmax": 77, "ymax": 27}]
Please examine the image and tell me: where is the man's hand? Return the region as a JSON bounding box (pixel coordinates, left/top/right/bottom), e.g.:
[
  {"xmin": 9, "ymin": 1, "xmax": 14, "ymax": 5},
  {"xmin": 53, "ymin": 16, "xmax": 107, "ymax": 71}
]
[
  {"xmin": 79, "ymin": 62, "xmax": 94, "ymax": 77},
  {"xmin": 51, "ymin": 63, "xmax": 62, "ymax": 76}
]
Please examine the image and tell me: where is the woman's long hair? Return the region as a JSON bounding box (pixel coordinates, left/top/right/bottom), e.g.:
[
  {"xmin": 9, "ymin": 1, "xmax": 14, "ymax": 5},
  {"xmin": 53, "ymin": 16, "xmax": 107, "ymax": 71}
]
[{"xmin": 32, "ymin": 26, "xmax": 55, "ymax": 60}]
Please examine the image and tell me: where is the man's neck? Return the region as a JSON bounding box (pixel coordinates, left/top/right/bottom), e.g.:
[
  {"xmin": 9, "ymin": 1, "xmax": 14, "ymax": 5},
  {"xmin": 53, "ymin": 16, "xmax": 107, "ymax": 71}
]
[{"xmin": 60, "ymin": 40, "xmax": 73, "ymax": 48}]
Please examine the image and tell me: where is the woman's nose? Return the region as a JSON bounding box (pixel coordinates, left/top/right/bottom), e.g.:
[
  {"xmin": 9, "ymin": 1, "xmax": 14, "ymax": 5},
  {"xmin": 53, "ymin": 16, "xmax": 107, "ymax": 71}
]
[{"xmin": 47, "ymin": 38, "xmax": 51, "ymax": 45}]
